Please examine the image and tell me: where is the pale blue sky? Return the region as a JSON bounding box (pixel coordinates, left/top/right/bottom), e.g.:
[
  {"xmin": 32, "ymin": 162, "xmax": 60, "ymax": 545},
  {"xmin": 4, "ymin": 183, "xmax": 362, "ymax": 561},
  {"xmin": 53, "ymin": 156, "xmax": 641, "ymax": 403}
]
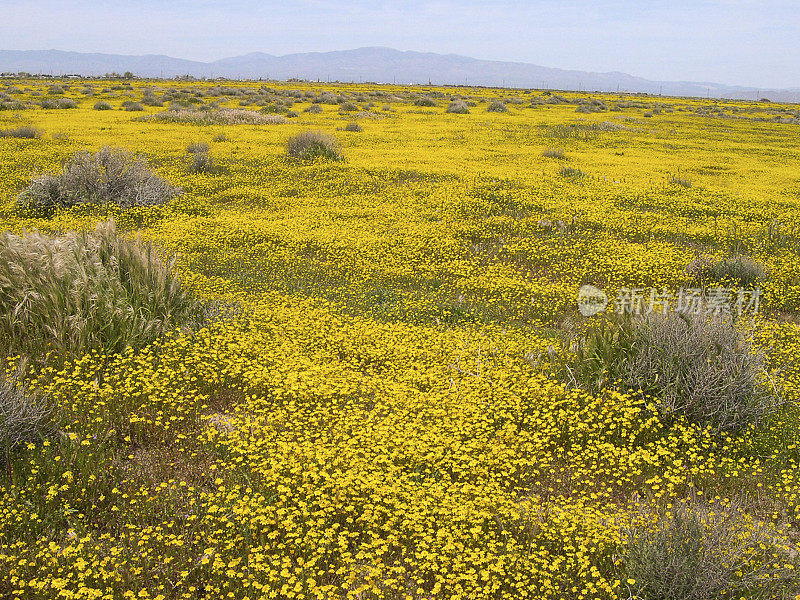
[{"xmin": 5, "ymin": 0, "xmax": 799, "ymax": 88}]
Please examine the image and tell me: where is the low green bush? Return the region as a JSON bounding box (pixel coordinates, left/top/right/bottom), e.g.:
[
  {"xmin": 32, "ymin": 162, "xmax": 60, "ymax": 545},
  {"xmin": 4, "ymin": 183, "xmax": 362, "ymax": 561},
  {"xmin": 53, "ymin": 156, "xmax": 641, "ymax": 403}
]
[
  {"xmin": 16, "ymin": 146, "xmax": 180, "ymax": 215},
  {"xmin": 286, "ymin": 131, "xmax": 343, "ymax": 161}
]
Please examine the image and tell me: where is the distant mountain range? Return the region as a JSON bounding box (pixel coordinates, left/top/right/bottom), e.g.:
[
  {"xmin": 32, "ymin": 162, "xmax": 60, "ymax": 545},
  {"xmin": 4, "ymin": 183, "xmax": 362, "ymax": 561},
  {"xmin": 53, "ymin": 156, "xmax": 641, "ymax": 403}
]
[{"xmin": 1, "ymin": 47, "xmax": 798, "ymax": 102}]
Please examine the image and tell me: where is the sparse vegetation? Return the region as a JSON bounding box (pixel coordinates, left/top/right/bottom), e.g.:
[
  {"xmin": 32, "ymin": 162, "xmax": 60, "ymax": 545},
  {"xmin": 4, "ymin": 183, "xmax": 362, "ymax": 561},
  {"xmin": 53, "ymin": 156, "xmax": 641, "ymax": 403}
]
[
  {"xmin": 623, "ymin": 498, "xmax": 799, "ymax": 599},
  {"xmin": 565, "ymin": 313, "xmax": 778, "ymax": 432},
  {"xmin": 446, "ymin": 100, "xmax": 470, "ymax": 114},
  {"xmin": 286, "ymin": 131, "xmax": 343, "ymax": 161},
  {"xmin": 17, "ymin": 146, "xmax": 180, "ymax": 215},
  {"xmin": 0, "ymin": 125, "xmax": 43, "ymax": 139}
]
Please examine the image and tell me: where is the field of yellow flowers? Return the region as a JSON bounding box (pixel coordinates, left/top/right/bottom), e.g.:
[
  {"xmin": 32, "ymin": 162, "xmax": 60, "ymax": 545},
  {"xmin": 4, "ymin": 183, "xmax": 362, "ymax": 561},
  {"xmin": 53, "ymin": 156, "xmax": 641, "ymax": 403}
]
[{"xmin": 1, "ymin": 78, "xmax": 800, "ymax": 599}]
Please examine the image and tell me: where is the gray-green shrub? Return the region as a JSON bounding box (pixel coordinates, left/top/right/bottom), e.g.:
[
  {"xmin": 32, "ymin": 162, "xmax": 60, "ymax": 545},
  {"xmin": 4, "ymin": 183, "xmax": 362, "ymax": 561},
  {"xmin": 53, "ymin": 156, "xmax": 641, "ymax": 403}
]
[
  {"xmin": 623, "ymin": 498, "xmax": 799, "ymax": 600},
  {"xmin": 286, "ymin": 131, "xmax": 343, "ymax": 161},
  {"xmin": 711, "ymin": 255, "xmax": 767, "ymax": 287},
  {"xmin": 446, "ymin": 101, "xmax": 470, "ymax": 114},
  {"xmin": 566, "ymin": 313, "xmax": 778, "ymax": 432},
  {"xmin": 0, "ymin": 125, "xmax": 43, "ymax": 139},
  {"xmin": 0, "ymin": 376, "xmax": 54, "ymax": 453},
  {"xmin": 17, "ymin": 146, "xmax": 180, "ymax": 215}
]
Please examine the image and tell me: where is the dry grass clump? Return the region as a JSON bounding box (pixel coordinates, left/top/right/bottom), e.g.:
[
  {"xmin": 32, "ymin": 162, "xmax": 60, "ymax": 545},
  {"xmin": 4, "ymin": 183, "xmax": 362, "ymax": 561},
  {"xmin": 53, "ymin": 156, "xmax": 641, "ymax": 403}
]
[
  {"xmin": 188, "ymin": 150, "xmax": 220, "ymax": 174},
  {"xmin": 0, "ymin": 125, "xmax": 43, "ymax": 139},
  {"xmin": 446, "ymin": 101, "xmax": 470, "ymax": 114},
  {"xmin": 343, "ymin": 122, "xmax": 363, "ymax": 132},
  {"xmin": 565, "ymin": 313, "xmax": 778, "ymax": 432},
  {"xmin": 487, "ymin": 100, "xmax": 508, "ymax": 113},
  {"xmin": 623, "ymin": 498, "xmax": 799, "ymax": 600},
  {"xmin": 16, "ymin": 146, "xmax": 179, "ymax": 215},
  {"xmin": 0, "ymin": 221, "xmax": 205, "ymax": 366},
  {"xmin": 542, "ymin": 147, "xmax": 566, "ymax": 159},
  {"xmin": 0, "ymin": 376, "xmax": 54, "ymax": 453},
  {"xmin": 286, "ymin": 131, "xmax": 343, "ymax": 161},
  {"xmin": 93, "ymin": 100, "xmax": 112, "ymax": 110},
  {"xmin": 186, "ymin": 141, "xmax": 210, "ymax": 154},
  {"xmin": 711, "ymin": 254, "xmax": 768, "ymax": 287},
  {"xmin": 138, "ymin": 108, "xmax": 287, "ymax": 125}
]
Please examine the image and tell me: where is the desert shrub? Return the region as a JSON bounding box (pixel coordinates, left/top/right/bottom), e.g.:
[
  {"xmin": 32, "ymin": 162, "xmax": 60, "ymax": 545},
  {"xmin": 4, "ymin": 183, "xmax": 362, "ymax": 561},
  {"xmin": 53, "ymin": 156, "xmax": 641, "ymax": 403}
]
[
  {"xmin": 0, "ymin": 100, "xmax": 27, "ymax": 111},
  {"xmin": 487, "ymin": 100, "xmax": 508, "ymax": 113},
  {"xmin": 138, "ymin": 108, "xmax": 286, "ymax": 125},
  {"xmin": 47, "ymin": 85, "xmax": 64, "ymax": 95},
  {"xmin": 186, "ymin": 141, "xmax": 210, "ymax": 154},
  {"xmin": 711, "ymin": 255, "xmax": 767, "ymax": 287},
  {"xmin": 566, "ymin": 313, "xmax": 778, "ymax": 431},
  {"xmin": 446, "ymin": 101, "xmax": 470, "ymax": 114},
  {"xmin": 141, "ymin": 94, "xmax": 163, "ymax": 107},
  {"xmin": 381, "ymin": 104, "xmax": 392, "ymax": 111},
  {"xmin": 686, "ymin": 254, "xmax": 715, "ymax": 285},
  {"xmin": 17, "ymin": 146, "xmax": 180, "ymax": 215},
  {"xmin": 414, "ymin": 97, "xmax": 437, "ymax": 107},
  {"xmin": 623, "ymin": 498, "xmax": 799, "ymax": 600},
  {"xmin": 669, "ymin": 174, "xmax": 693, "ymax": 187},
  {"xmin": 0, "ymin": 125, "xmax": 43, "ymax": 139},
  {"xmin": 94, "ymin": 100, "xmax": 113, "ymax": 110},
  {"xmin": 304, "ymin": 104, "xmax": 323, "ymax": 114},
  {"xmin": 212, "ymin": 133, "xmax": 228, "ymax": 142},
  {"xmin": 0, "ymin": 221, "xmax": 205, "ymax": 366},
  {"xmin": 542, "ymin": 148, "xmax": 565, "ymax": 159},
  {"xmin": 0, "ymin": 376, "xmax": 55, "ymax": 458},
  {"xmin": 188, "ymin": 151, "xmax": 219, "ymax": 174},
  {"xmin": 40, "ymin": 98, "xmax": 58, "ymax": 109},
  {"xmin": 343, "ymin": 122, "xmax": 362, "ymax": 132},
  {"xmin": 559, "ymin": 166, "xmax": 587, "ymax": 178},
  {"xmin": 122, "ymin": 101, "xmax": 144, "ymax": 111},
  {"xmin": 286, "ymin": 131, "xmax": 343, "ymax": 161},
  {"xmin": 286, "ymin": 111, "xmax": 298, "ymax": 118},
  {"xmin": 56, "ymin": 98, "xmax": 78, "ymax": 109},
  {"xmin": 340, "ymin": 102, "xmax": 359, "ymax": 112}
]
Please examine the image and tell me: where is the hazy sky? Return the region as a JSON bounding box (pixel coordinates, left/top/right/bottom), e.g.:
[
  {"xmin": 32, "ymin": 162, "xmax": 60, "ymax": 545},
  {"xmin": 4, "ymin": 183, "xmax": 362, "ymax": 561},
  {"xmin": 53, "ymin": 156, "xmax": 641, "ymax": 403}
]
[{"xmin": 5, "ymin": 0, "xmax": 799, "ymax": 88}]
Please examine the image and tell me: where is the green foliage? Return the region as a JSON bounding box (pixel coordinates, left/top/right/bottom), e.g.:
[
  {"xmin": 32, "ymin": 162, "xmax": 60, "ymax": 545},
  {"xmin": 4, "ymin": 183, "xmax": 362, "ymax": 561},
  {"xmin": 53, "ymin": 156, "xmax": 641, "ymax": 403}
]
[
  {"xmin": 559, "ymin": 166, "xmax": 587, "ymax": 178},
  {"xmin": 711, "ymin": 254, "xmax": 768, "ymax": 287}
]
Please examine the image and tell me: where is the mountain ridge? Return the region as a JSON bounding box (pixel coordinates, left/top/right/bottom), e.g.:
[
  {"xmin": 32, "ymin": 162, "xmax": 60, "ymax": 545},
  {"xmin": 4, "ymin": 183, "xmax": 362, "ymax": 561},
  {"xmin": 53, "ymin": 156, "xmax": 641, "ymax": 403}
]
[{"xmin": 1, "ymin": 47, "xmax": 797, "ymax": 102}]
